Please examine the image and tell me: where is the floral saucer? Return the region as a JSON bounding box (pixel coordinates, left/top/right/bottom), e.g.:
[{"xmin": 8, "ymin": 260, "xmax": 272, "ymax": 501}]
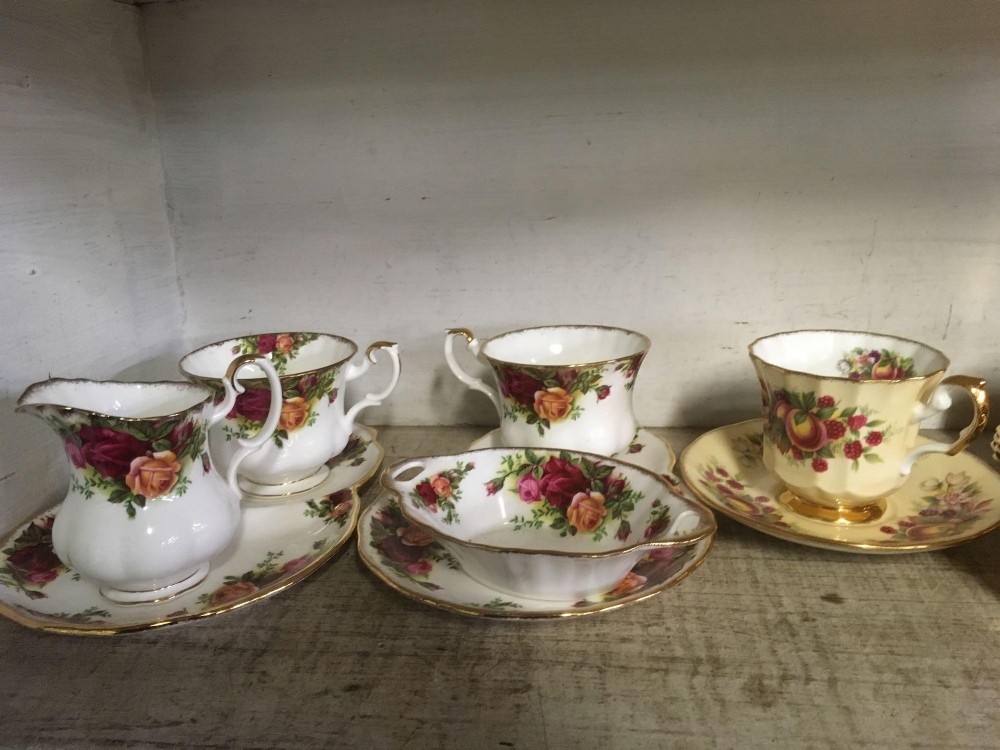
[
  {"xmin": 240, "ymin": 425, "xmax": 383, "ymax": 505},
  {"xmin": 467, "ymin": 428, "xmax": 675, "ymax": 475},
  {"xmin": 357, "ymin": 493, "xmax": 712, "ymax": 618},
  {"xmin": 679, "ymin": 419, "xmax": 1000, "ymax": 553},
  {"xmin": 0, "ymin": 427, "xmax": 383, "ymax": 635}
]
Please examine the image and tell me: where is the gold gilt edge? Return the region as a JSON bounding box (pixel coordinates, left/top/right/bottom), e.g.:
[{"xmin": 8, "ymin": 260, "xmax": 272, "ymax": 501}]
[
  {"xmin": 356, "ymin": 493, "xmax": 714, "ymax": 620},
  {"xmin": 470, "ymin": 427, "xmax": 676, "ymax": 473},
  {"xmin": 678, "ymin": 419, "xmax": 1000, "ymax": 554},
  {"xmin": 0, "ymin": 425, "xmax": 384, "ymax": 636}
]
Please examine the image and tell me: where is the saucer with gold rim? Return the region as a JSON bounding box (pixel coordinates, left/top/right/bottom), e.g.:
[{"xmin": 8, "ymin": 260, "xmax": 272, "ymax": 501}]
[
  {"xmin": 240, "ymin": 424, "xmax": 383, "ymax": 505},
  {"xmin": 357, "ymin": 492, "xmax": 712, "ymax": 618},
  {"xmin": 0, "ymin": 426, "xmax": 383, "ymax": 635},
  {"xmin": 679, "ymin": 419, "xmax": 1000, "ymax": 554},
  {"xmin": 467, "ymin": 427, "xmax": 675, "ymax": 475}
]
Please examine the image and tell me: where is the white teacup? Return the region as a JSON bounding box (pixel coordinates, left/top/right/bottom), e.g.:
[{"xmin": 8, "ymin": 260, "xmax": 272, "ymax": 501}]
[
  {"xmin": 445, "ymin": 325, "xmax": 650, "ymax": 456},
  {"xmin": 180, "ymin": 332, "xmax": 400, "ymax": 495},
  {"xmin": 750, "ymin": 329, "xmax": 989, "ymax": 523}
]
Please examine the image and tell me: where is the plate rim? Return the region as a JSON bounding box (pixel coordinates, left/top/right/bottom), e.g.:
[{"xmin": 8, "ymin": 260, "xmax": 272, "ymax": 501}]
[
  {"xmin": 356, "ymin": 491, "xmax": 713, "ymax": 619},
  {"xmin": 0, "ymin": 426, "xmax": 382, "ymax": 635},
  {"xmin": 679, "ymin": 419, "xmax": 1000, "ymax": 554}
]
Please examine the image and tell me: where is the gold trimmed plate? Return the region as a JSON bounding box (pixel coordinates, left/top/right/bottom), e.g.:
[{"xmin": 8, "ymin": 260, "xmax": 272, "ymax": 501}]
[
  {"xmin": 357, "ymin": 492, "xmax": 712, "ymax": 618},
  {"xmin": 241, "ymin": 424, "xmax": 383, "ymax": 504},
  {"xmin": 0, "ymin": 426, "xmax": 383, "ymax": 635},
  {"xmin": 467, "ymin": 428, "xmax": 676, "ymax": 475},
  {"xmin": 679, "ymin": 419, "xmax": 1000, "ymax": 554}
]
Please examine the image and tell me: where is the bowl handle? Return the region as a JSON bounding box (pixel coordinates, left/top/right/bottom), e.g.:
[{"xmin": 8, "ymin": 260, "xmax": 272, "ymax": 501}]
[
  {"xmin": 211, "ymin": 354, "xmax": 283, "ymax": 496},
  {"xmin": 381, "ymin": 458, "xmax": 429, "ymax": 494}
]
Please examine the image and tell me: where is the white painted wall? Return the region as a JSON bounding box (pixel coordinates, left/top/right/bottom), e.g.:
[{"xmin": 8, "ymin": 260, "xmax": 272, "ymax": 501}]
[
  {"xmin": 0, "ymin": 0, "xmax": 181, "ymax": 522},
  {"xmin": 142, "ymin": 0, "xmax": 1000, "ymax": 431}
]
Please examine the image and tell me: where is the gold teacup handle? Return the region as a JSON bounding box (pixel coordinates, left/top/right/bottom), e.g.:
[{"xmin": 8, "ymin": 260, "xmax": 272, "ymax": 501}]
[{"xmin": 900, "ymin": 375, "xmax": 990, "ymax": 475}]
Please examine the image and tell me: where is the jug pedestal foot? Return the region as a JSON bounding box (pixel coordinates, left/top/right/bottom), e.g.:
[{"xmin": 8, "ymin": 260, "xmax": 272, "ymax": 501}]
[
  {"xmin": 100, "ymin": 562, "xmax": 210, "ymax": 605},
  {"xmin": 239, "ymin": 466, "xmax": 331, "ymax": 499}
]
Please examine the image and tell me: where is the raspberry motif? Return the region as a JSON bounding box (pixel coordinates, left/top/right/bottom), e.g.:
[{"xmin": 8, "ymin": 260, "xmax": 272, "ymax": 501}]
[
  {"xmin": 847, "ymin": 414, "xmax": 867, "ymax": 430},
  {"xmin": 843, "ymin": 441, "xmax": 863, "ymax": 460},
  {"xmin": 817, "ymin": 396, "xmax": 836, "ymax": 409},
  {"xmin": 865, "ymin": 431, "xmax": 883, "ymax": 446},
  {"xmin": 824, "ymin": 420, "xmax": 847, "ymax": 440},
  {"xmin": 791, "ymin": 447, "xmax": 804, "ymax": 461},
  {"xmin": 811, "ymin": 457, "xmax": 828, "ymax": 472},
  {"xmin": 880, "ymin": 526, "xmax": 896, "ymax": 534}
]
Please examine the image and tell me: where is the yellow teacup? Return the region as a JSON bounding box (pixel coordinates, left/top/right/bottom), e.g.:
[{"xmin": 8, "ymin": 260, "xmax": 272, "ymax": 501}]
[{"xmin": 750, "ymin": 330, "xmax": 989, "ymax": 523}]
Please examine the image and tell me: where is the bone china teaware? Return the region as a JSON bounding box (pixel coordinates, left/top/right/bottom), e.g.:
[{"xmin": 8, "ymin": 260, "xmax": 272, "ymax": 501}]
[
  {"xmin": 180, "ymin": 332, "xmax": 400, "ymax": 496},
  {"xmin": 16, "ymin": 355, "xmax": 282, "ymax": 603},
  {"xmin": 680, "ymin": 419, "xmax": 1000, "ymax": 553},
  {"xmin": 380, "ymin": 447, "xmax": 716, "ymax": 600},
  {"xmin": 750, "ymin": 329, "xmax": 989, "ymax": 524},
  {"xmin": 444, "ymin": 325, "xmax": 649, "ymax": 456}
]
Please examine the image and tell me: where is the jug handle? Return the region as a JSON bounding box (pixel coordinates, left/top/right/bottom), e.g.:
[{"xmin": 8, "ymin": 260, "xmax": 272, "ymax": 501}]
[
  {"xmin": 444, "ymin": 328, "xmax": 502, "ymax": 416},
  {"xmin": 210, "ymin": 354, "xmax": 283, "ymax": 496}
]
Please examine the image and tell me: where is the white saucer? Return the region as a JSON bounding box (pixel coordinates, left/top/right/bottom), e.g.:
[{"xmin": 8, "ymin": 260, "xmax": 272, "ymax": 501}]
[
  {"xmin": 357, "ymin": 493, "xmax": 712, "ymax": 618},
  {"xmin": 467, "ymin": 427, "xmax": 676, "ymax": 475},
  {"xmin": 240, "ymin": 424, "xmax": 382, "ymax": 505},
  {"xmin": 0, "ymin": 426, "xmax": 383, "ymax": 635}
]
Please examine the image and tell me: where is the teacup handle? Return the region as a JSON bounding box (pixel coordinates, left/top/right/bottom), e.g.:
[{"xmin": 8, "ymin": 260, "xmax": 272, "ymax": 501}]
[
  {"xmin": 340, "ymin": 342, "xmax": 401, "ymax": 431},
  {"xmin": 900, "ymin": 375, "xmax": 990, "ymax": 475},
  {"xmin": 444, "ymin": 328, "xmax": 502, "ymax": 416},
  {"xmin": 211, "ymin": 354, "xmax": 283, "ymax": 495}
]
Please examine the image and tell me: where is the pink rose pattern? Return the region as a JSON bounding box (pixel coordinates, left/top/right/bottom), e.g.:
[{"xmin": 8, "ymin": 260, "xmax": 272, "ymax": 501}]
[
  {"xmin": 493, "ymin": 362, "xmax": 607, "ymax": 437},
  {"xmin": 489, "ymin": 450, "xmax": 643, "ymax": 541},
  {"xmin": 572, "ymin": 545, "xmax": 697, "ymax": 608},
  {"xmin": 196, "ymin": 542, "xmax": 329, "ymax": 611},
  {"xmin": 762, "ymin": 387, "xmax": 891, "ymax": 473},
  {"xmin": 304, "ymin": 489, "xmax": 354, "ymax": 528},
  {"xmin": 369, "ymin": 498, "xmax": 457, "ymax": 590},
  {"xmin": 408, "ymin": 461, "xmax": 475, "ymax": 525},
  {"xmin": 0, "ymin": 515, "xmax": 66, "ymax": 599},
  {"xmin": 326, "ymin": 435, "xmax": 372, "ymax": 470},
  {"xmin": 47, "ymin": 411, "xmax": 208, "ymax": 519},
  {"xmin": 222, "ymin": 366, "xmax": 338, "ymax": 449},
  {"xmin": 230, "ymin": 332, "xmax": 319, "ymax": 375}
]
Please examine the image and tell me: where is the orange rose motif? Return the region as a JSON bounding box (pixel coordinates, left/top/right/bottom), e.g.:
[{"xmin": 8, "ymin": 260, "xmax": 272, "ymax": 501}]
[
  {"xmin": 279, "ymin": 397, "xmax": 310, "ymax": 432},
  {"xmin": 275, "ymin": 334, "xmax": 295, "ymax": 354},
  {"xmin": 208, "ymin": 581, "xmax": 258, "ymax": 606},
  {"xmin": 430, "ymin": 475, "xmax": 452, "ymax": 498},
  {"xmin": 534, "ymin": 387, "xmax": 573, "ymax": 422},
  {"xmin": 125, "ymin": 451, "xmax": 181, "ymax": 499},
  {"xmin": 566, "ymin": 491, "xmax": 608, "ymax": 533},
  {"xmin": 398, "ymin": 526, "xmax": 434, "ymax": 546},
  {"xmin": 610, "ymin": 572, "xmax": 647, "ymax": 597}
]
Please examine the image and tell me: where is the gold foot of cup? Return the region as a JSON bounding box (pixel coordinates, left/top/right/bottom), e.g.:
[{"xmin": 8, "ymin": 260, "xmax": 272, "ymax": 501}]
[{"xmin": 777, "ymin": 491, "xmax": 886, "ymax": 525}]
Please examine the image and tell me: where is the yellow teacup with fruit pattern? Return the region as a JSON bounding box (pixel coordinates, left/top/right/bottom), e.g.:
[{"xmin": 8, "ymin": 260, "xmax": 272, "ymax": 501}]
[{"xmin": 750, "ymin": 330, "xmax": 988, "ymax": 524}]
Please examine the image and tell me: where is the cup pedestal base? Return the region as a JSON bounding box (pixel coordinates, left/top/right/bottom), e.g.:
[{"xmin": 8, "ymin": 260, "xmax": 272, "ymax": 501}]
[
  {"xmin": 100, "ymin": 562, "xmax": 210, "ymax": 605},
  {"xmin": 239, "ymin": 466, "xmax": 331, "ymax": 499},
  {"xmin": 778, "ymin": 491, "xmax": 887, "ymax": 525}
]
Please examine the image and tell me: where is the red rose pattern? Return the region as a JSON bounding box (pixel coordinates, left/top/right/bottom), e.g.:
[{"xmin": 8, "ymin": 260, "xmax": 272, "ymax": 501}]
[{"xmin": 537, "ymin": 457, "xmax": 589, "ymax": 510}]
